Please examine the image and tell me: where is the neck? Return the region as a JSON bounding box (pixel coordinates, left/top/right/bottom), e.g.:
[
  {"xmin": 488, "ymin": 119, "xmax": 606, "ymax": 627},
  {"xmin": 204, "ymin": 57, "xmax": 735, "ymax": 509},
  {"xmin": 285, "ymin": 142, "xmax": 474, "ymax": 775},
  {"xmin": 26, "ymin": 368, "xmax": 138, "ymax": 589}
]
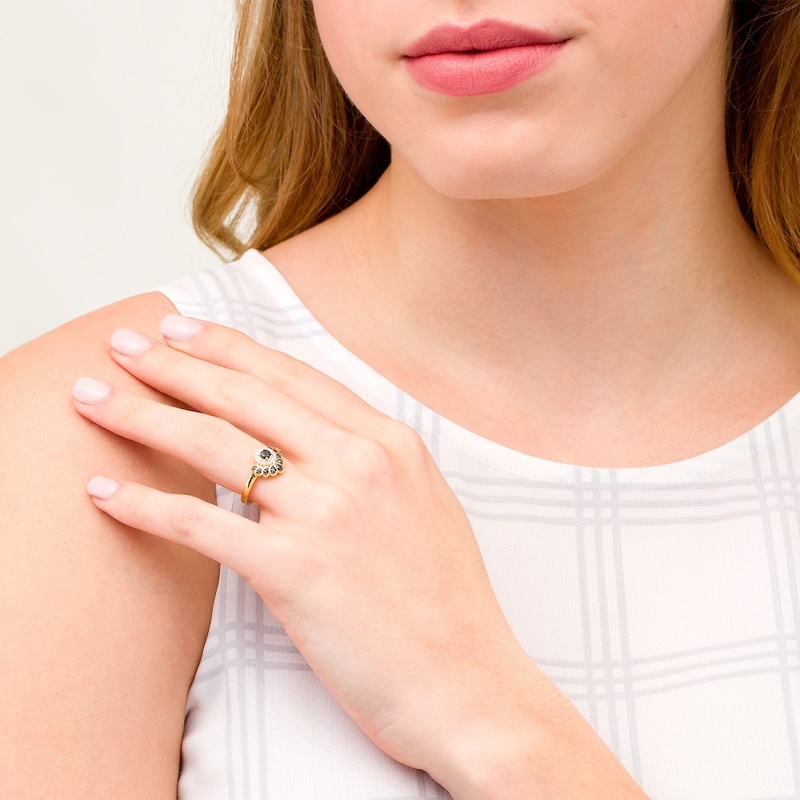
[
  {"xmin": 351, "ymin": 119, "xmax": 777, "ymax": 387},
  {"xmin": 266, "ymin": 56, "xmax": 800, "ymax": 465}
]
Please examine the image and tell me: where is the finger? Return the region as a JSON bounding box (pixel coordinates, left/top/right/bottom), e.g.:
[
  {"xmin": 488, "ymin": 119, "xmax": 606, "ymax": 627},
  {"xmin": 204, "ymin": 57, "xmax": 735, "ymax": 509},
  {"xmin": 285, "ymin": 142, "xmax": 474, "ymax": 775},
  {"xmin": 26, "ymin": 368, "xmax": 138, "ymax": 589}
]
[
  {"xmin": 73, "ymin": 377, "xmax": 304, "ymax": 513},
  {"xmin": 105, "ymin": 329, "xmax": 366, "ymax": 459},
  {"xmin": 85, "ymin": 477, "xmax": 280, "ymax": 587},
  {"xmin": 157, "ymin": 314, "xmax": 385, "ymax": 433}
]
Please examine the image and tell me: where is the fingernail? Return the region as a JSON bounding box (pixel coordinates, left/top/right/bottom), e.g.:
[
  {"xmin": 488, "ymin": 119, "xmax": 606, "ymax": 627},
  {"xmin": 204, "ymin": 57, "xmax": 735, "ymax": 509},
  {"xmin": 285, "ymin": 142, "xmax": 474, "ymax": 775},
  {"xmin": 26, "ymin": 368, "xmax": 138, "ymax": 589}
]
[
  {"xmin": 110, "ymin": 328, "xmax": 153, "ymax": 356},
  {"xmin": 87, "ymin": 476, "xmax": 120, "ymax": 500},
  {"xmin": 160, "ymin": 314, "xmax": 202, "ymax": 342},
  {"xmin": 73, "ymin": 377, "xmax": 111, "ymax": 404}
]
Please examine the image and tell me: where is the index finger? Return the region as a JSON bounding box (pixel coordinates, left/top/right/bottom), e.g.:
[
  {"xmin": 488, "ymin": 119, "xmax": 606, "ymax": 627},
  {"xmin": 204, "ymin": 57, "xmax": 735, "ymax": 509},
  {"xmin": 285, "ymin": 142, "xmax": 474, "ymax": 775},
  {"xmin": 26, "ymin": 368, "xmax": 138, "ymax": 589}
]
[{"xmin": 158, "ymin": 314, "xmax": 388, "ymax": 435}]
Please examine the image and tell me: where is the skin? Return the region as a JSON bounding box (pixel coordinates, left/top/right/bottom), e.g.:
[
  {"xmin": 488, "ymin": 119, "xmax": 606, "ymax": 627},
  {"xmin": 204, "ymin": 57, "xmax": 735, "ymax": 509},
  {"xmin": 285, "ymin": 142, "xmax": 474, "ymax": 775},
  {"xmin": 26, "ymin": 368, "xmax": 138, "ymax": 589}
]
[
  {"xmin": 0, "ymin": 293, "xmax": 218, "ymax": 798},
  {"xmin": 3, "ymin": 0, "xmax": 800, "ymax": 796}
]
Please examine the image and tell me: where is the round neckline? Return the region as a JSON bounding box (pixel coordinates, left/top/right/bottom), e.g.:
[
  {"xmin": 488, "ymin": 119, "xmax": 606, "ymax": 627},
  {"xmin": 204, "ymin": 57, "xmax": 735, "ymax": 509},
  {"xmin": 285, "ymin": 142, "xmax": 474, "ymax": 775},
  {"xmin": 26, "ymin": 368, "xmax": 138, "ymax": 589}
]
[{"xmin": 239, "ymin": 248, "xmax": 800, "ymax": 486}]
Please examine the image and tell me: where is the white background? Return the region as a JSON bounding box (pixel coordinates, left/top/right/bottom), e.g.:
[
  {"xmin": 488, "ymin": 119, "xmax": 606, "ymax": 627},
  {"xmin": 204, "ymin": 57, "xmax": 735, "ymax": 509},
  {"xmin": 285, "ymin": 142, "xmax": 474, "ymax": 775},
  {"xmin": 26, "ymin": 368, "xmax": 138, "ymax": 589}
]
[{"xmin": 0, "ymin": 0, "xmax": 234, "ymax": 355}]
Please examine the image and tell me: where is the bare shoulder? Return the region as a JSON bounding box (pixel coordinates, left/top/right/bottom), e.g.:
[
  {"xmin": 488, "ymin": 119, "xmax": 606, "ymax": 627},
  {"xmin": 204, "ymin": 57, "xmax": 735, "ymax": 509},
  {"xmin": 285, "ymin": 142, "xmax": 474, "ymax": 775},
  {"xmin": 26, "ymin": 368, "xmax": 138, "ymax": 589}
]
[{"xmin": 0, "ymin": 293, "xmax": 219, "ymax": 798}]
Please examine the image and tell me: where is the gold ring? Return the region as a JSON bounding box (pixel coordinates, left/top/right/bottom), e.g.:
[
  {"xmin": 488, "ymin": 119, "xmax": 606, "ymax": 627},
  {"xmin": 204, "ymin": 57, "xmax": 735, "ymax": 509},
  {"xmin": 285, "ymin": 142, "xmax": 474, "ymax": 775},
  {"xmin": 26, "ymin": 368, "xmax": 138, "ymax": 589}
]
[{"xmin": 241, "ymin": 445, "xmax": 285, "ymax": 504}]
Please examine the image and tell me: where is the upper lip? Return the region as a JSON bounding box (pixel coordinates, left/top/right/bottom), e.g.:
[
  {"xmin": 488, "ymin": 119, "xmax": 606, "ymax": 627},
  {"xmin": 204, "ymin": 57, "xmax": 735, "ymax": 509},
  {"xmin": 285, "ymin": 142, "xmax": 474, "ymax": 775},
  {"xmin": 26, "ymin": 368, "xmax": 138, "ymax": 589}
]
[{"xmin": 404, "ymin": 20, "xmax": 569, "ymax": 58}]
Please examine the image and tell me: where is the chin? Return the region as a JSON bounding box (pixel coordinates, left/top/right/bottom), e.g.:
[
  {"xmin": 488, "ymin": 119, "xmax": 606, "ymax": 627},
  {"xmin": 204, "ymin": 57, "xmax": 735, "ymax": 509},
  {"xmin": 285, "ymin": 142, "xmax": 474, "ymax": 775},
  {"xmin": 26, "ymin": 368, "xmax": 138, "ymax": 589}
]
[{"xmin": 407, "ymin": 146, "xmax": 612, "ymax": 202}]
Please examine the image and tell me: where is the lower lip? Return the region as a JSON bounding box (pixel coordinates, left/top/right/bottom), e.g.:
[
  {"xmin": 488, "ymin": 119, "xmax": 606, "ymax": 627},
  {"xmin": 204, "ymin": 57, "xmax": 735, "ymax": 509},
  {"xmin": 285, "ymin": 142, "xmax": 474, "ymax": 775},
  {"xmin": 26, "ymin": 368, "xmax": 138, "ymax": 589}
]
[{"xmin": 405, "ymin": 42, "xmax": 564, "ymax": 97}]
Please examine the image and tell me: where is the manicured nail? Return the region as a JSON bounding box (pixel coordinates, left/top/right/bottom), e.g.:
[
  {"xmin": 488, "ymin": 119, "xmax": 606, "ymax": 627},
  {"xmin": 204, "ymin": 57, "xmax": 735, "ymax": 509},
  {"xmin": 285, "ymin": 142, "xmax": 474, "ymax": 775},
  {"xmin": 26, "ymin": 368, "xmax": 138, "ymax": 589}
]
[
  {"xmin": 110, "ymin": 328, "xmax": 153, "ymax": 356},
  {"xmin": 87, "ymin": 476, "xmax": 120, "ymax": 500},
  {"xmin": 73, "ymin": 377, "xmax": 111, "ymax": 404},
  {"xmin": 160, "ymin": 314, "xmax": 202, "ymax": 342}
]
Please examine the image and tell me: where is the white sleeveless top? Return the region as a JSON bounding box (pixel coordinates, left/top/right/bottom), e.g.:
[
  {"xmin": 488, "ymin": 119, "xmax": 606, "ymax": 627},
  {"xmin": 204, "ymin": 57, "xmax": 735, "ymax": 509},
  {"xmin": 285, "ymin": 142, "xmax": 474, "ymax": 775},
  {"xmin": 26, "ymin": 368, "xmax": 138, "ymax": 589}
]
[{"xmin": 158, "ymin": 250, "xmax": 800, "ymax": 800}]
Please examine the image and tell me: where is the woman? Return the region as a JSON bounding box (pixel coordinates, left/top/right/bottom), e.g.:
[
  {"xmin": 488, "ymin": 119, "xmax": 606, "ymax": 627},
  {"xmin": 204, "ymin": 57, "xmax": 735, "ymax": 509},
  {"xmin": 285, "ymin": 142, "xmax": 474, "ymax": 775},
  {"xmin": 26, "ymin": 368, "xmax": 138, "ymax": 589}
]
[{"xmin": 2, "ymin": 0, "xmax": 799, "ymax": 797}]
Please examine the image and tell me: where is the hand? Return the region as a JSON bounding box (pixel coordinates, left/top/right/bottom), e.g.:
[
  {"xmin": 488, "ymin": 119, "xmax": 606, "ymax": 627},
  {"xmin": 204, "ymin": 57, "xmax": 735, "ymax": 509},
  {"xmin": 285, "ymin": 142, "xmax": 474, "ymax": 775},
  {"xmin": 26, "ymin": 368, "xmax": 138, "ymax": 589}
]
[{"xmin": 71, "ymin": 315, "xmax": 534, "ymax": 787}]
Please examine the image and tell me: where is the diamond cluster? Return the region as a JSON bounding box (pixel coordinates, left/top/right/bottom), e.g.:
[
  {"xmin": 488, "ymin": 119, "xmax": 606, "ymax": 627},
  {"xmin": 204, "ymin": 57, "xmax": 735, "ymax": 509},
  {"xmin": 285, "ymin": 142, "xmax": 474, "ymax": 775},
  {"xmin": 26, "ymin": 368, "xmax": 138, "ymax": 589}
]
[{"xmin": 251, "ymin": 445, "xmax": 284, "ymax": 477}]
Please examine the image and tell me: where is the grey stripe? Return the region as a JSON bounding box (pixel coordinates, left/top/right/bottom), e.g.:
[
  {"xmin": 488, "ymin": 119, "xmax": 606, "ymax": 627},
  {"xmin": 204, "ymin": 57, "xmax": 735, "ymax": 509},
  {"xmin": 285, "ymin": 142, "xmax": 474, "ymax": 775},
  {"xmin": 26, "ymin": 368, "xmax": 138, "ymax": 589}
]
[
  {"xmin": 574, "ymin": 467, "xmax": 598, "ymax": 729},
  {"xmin": 430, "ymin": 413, "xmax": 441, "ymax": 465},
  {"xmin": 190, "ymin": 271, "xmax": 228, "ymax": 325},
  {"xmin": 445, "ymin": 476, "xmax": 794, "ymax": 522},
  {"xmin": 396, "ymin": 386, "xmax": 406, "ymax": 427},
  {"xmin": 444, "ymin": 470, "xmax": 800, "ymax": 492},
  {"xmin": 749, "ymin": 428, "xmax": 800, "ymax": 795},
  {"xmin": 225, "ymin": 266, "xmax": 260, "ymax": 339},
  {"xmin": 251, "ymin": 313, "xmax": 324, "ymax": 336},
  {"xmin": 449, "ymin": 485, "xmax": 770, "ymax": 510},
  {"xmin": 543, "ymin": 656, "xmax": 798, "ymax": 688},
  {"xmin": 777, "ymin": 408, "xmax": 800, "ymax": 742},
  {"xmin": 224, "ymin": 660, "xmax": 312, "ymax": 673},
  {"xmin": 230, "ymin": 297, "xmax": 307, "ymax": 316},
  {"xmin": 210, "ymin": 271, "xmax": 241, "ymax": 329},
  {"xmin": 219, "ymin": 569, "xmax": 237, "ymax": 797},
  {"xmin": 256, "ymin": 598, "xmax": 269, "ymax": 798},
  {"xmin": 609, "ymin": 469, "xmax": 642, "ymax": 782},
  {"xmin": 628, "ymin": 648, "xmax": 796, "ymax": 684},
  {"xmin": 413, "ymin": 398, "xmax": 424, "ymax": 440},
  {"xmin": 532, "ymin": 632, "xmax": 800, "ymax": 669},
  {"xmin": 592, "ymin": 469, "xmax": 620, "ymax": 754},
  {"xmin": 556, "ymin": 662, "xmax": 800, "ymax": 703},
  {"xmin": 459, "ymin": 505, "xmax": 766, "ymax": 527},
  {"xmin": 630, "ymin": 664, "xmax": 800, "ymax": 699},
  {"xmin": 236, "ymin": 573, "xmax": 252, "ymax": 798}
]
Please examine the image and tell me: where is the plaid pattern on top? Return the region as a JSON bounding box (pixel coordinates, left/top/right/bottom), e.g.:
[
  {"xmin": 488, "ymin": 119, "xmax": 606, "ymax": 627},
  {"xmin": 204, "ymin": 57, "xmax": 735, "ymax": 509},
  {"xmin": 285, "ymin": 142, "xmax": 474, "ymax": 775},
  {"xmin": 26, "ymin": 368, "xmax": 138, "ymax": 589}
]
[{"xmin": 161, "ymin": 251, "xmax": 800, "ymax": 800}]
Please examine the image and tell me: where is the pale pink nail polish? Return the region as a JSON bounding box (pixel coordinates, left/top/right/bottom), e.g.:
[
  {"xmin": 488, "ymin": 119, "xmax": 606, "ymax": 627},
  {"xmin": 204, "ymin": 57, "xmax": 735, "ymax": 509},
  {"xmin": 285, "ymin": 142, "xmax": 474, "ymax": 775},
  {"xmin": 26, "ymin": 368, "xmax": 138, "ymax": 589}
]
[
  {"xmin": 87, "ymin": 476, "xmax": 120, "ymax": 500},
  {"xmin": 110, "ymin": 328, "xmax": 153, "ymax": 356},
  {"xmin": 160, "ymin": 314, "xmax": 202, "ymax": 341},
  {"xmin": 73, "ymin": 377, "xmax": 111, "ymax": 404}
]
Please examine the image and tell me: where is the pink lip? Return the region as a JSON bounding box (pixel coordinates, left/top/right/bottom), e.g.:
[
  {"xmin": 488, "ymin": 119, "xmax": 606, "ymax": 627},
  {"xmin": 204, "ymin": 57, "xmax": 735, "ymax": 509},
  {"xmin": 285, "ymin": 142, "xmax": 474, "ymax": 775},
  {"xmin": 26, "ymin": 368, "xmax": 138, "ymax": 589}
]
[{"xmin": 404, "ymin": 20, "xmax": 568, "ymax": 97}]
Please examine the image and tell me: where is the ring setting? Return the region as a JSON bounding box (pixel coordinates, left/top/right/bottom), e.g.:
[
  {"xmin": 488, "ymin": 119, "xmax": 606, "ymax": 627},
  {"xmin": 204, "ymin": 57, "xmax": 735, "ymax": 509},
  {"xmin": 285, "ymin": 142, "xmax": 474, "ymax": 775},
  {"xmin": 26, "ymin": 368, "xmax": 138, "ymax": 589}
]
[{"xmin": 241, "ymin": 445, "xmax": 284, "ymax": 504}]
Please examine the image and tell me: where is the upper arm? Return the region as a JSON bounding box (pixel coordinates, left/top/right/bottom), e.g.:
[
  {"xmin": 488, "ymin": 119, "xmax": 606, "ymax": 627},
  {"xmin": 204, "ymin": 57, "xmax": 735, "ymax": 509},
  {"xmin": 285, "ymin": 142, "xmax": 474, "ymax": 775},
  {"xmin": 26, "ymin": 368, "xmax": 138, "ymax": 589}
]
[{"xmin": 0, "ymin": 293, "xmax": 219, "ymax": 798}]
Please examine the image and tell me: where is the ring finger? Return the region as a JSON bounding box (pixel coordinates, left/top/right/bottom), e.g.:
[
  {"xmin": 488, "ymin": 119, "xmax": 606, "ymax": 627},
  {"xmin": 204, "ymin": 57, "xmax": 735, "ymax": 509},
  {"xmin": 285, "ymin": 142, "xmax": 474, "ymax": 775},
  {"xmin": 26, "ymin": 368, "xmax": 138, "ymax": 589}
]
[{"xmin": 72, "ymin": 376, "xmax": 308, "ymax": 513}]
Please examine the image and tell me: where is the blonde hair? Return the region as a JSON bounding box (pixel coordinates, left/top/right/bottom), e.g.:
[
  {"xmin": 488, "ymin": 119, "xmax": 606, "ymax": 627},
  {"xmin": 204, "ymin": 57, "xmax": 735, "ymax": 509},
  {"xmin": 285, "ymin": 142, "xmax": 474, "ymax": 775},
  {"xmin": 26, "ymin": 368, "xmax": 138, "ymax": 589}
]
[
  {"xmin": 191, "ymin": 0, "xmax": 387, "ymax": 257},
  {"xmin": 727, "ymin": 0, "xmax": 800, "ymax": 282},
  {"xmin": 194, "ymin": 0, "xmax": 800, "ymax": 282}
]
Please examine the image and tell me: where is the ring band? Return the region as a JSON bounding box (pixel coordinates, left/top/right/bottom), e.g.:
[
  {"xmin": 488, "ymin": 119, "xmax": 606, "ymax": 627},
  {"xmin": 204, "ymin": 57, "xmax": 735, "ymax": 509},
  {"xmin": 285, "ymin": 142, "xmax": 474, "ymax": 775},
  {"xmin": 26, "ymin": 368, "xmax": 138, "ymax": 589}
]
[{"xmin": 241, "ymin": 445, "xmax": 285, "ymax": 504}]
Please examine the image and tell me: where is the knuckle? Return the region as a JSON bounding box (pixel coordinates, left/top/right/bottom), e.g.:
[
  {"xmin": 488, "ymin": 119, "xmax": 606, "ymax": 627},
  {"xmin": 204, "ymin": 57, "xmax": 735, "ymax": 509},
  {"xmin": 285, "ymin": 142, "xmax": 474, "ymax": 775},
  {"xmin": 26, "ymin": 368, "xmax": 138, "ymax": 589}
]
[
  {"xmin": 187, "ymin": 418, "xmax": 236, "ymax": 461},
  {"xmin": 268, "ymin": 351, "xmax": 307, "ymax": 389},
  {"xmin": 384, "ymin": 419, "xmax": 426, "ymax": 455},
  {"xmin": 321, "ymin": 425, "xmax": 353, "ymax": 454},
  {"xmin": 346, "ymin": 434, "xmax": 395, "ymax": 485},
  {"xmin": 346, "ymin": 423, "xmax": 428, "ymax": 489},
  {"xmin": 123, "ymin": 486, "xmax": 153, "ymax": 526},
  {"xmin": 215, "ymin": 326, "xmax": 244, "ymax": 360},
  {"xmin": 308, "ymin": 481, "xmax": 350, "ymax": 522},
  {"xmin": 208, "ymin": 372, "xmax": 261, "ymax": 416},
  {"xmin": 169, "ymin": 496, "xmax": 211, "ymax": 537}
]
